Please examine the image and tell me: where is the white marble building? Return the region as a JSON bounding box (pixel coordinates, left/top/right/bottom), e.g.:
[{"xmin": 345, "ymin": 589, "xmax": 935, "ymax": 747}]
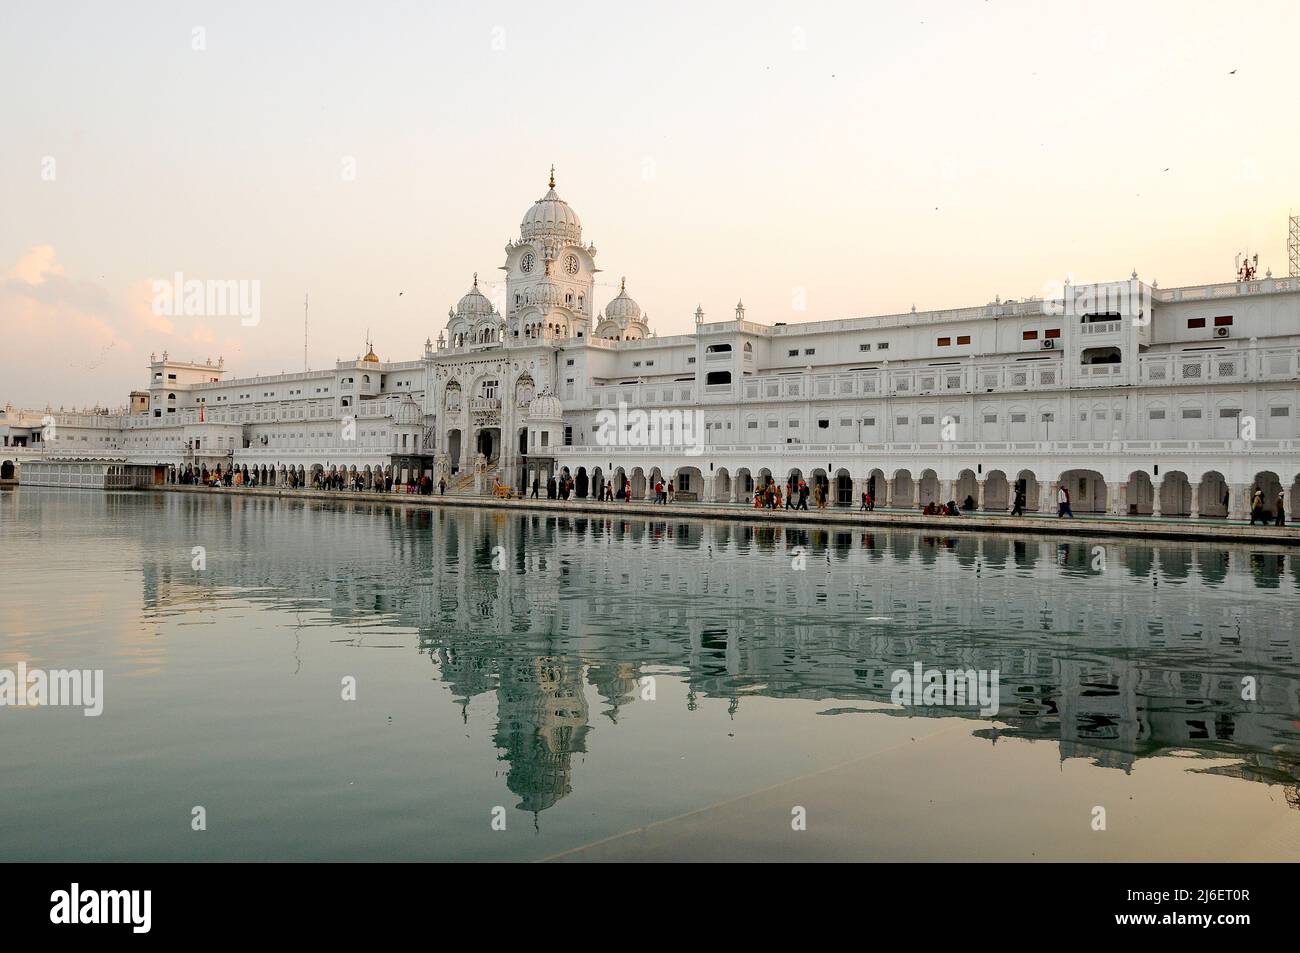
[{"xmin": 5, "ymin": 170, "xmax": 1300, "ymax": 517}]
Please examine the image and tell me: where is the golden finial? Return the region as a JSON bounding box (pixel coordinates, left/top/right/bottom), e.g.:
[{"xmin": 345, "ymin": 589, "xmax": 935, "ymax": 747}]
[
  {"xmin": 548, "ymin": 165, "xmax": 555, "ymax": 189},
  {"xmin": 473, "ymin": 272, "xmax": 478, "ymax": 288},
  {"xmin": 620, "ymin": 276, "xmax": 626, "ymax": 292}
]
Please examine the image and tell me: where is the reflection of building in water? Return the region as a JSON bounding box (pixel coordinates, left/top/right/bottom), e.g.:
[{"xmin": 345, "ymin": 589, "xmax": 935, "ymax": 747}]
[
  {"xmin": 494, "ymin": 654, "xmax": 590, "ymax": 814},
  {"xmin": 131, "ymin": 495, "xmax": 1300, "ymax": 812}
]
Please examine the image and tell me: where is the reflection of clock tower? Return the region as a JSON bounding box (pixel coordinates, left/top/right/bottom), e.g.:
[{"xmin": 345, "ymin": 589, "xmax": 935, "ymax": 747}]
[{"xmin": 502, "ymin": 167, "xmax": 598, "ymax": 343}]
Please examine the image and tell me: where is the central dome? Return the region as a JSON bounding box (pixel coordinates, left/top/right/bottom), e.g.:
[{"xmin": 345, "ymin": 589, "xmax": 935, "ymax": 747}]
[{"xmin": 520, "ymin": 168, "xmax": 582, "ymax": 244}]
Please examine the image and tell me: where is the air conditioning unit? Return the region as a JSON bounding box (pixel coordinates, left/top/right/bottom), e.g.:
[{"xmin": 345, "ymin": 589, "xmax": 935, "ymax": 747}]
[
  {"xmin": 1214, "ymin": 326, "xmax": 1230, "ymax": 338},
  {"xmin": 1041, "ymin": 338, "xmax": 1055, "ymax": 350}
]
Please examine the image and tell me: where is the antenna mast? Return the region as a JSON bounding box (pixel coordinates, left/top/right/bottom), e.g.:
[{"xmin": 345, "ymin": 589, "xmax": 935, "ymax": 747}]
[
  {"xmin": 1289, "ymin": 213, "xmax": 1300, "ymax": 277},
  {"xmin": 303, "ymin": 293, "xmax": 309, "ymax": 371}
]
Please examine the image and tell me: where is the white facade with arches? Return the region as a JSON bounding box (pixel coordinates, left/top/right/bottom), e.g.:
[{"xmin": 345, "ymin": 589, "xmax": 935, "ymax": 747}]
[{"xmin": 6, "ymin": 172, "xmax": 1300, "ymax": 514}]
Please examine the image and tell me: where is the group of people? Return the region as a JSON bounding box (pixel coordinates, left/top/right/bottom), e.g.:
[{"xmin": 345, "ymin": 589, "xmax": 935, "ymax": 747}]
[
  {"xmin": 1007, "ymin": 483, "xmax": 1074, "ymax": 518},
  {"xmin": 170, "ymin": 464, "xmax": 1289, "ymax": 529},
  {"xmin": 1248, "ymin": 486, "xmax": 1287, "ymax": 526},
  {"xmin": 753, "ymin": 478, "xmax": 823, "ymax": 510},
  {"xmin": 527, "ymin": 474, "xmax": 579, "ymax": 500}
]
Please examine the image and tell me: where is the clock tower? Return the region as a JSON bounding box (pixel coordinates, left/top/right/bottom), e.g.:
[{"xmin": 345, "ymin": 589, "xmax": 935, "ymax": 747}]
[{"xmin": 503, "ymin": 168, "xmax": 598, "ymax": 342}]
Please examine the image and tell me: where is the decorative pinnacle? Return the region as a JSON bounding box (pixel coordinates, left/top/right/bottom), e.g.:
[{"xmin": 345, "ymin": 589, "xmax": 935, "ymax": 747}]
[
  {"xmin": 548, "ymin": 165, "xmax": 555, "ymax": 189},
  {"xmin": 473, "ymin": 272, "xmax": 478, "ymax": 287},
  {"xmin": 620, "ymin": 276, "xmax": 626, "ymax": 292}
]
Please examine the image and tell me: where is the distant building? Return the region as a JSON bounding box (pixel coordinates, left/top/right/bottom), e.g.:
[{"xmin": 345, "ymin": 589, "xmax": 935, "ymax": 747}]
[{"xmin": 4, "ymin": 172, "xmax": 1299, "ymax": 515}]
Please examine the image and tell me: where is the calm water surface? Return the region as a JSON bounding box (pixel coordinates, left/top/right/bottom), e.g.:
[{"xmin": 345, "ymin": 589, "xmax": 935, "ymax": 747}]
[{"xmin": 2, "ymin": 487, "xmax": 1299, "ymax": 861}]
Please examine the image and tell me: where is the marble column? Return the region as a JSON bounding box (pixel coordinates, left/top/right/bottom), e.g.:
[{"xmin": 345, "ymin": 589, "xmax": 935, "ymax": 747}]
[
  {"xmin": 1150, "ymin": 479, "xmax": 1164, "ymax": 518},
  {"xmin": 1229, "ymin": 483, "xmax": 1248, "ymax": 521},
  {"xmin": 884, "ymin": 479, "xmax": 894, "ymax": 508},
  {"xmin": 1107, "ymin": 482, "xmax": 1123, "ymax": 516},
  {"xmin": 976, "ymin": 479, "xmax": 986, "ymax": 511},
  {"xmin": 1189, "ymin": 479, "xmax": 1201, "ymax": 520},
  {"xmin": 912, "ymin": 479, "xmax": 921, "ymax": 509}
]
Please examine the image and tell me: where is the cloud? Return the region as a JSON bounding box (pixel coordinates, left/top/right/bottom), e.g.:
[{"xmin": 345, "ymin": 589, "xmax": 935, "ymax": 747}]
[
  {"xmin": 0, "ymin": 246, "xmax": 169, "ymax": 407},
  {"xmin": 7, "ymin": 245, "xmax": 64, "ymax": 285}
]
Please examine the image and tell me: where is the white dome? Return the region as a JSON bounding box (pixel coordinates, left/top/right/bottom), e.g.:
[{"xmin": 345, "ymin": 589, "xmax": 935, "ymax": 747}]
[
  {"xmin": 520, "ymin": 170, "xmax": 582, "ymax": 244},
  {"xmin": 530, "ymin": 277, "xmax": 567, "ymax": 310},
  {"xmin": 394, "ymin": 395, "xmax": 422, "ymax": 425},
  {"xmin": 604, "ymin": 277, "xmax": 644, "ymax": 326},
  {"xmin": 527, "ymin": 391, "xmax": 563, "ymax": 421},
  {"xmin": 456, "ymin": 275, "xmax": 496, "ymax": 318}
]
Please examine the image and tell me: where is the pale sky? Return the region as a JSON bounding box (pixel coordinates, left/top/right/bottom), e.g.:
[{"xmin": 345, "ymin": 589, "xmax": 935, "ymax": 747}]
[{"xmin": 3, "ymin": 0, "xmax": 1298, "ymax": 407}]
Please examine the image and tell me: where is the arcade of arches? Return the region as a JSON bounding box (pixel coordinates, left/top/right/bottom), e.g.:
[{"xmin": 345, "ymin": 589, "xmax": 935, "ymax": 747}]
[{"xmin": 534, "ymin": 461, "xmax": 1300, "ymax": 521}]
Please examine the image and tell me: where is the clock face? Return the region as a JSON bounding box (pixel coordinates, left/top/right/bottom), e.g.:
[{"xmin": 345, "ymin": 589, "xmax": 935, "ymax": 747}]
[
  {"xmin": 564, "ymin": 254, "xmax": 579, "ymax": 276},
  {"xmin": 520, "ymin": 253, "xmax": 534, "ymax": 274}
]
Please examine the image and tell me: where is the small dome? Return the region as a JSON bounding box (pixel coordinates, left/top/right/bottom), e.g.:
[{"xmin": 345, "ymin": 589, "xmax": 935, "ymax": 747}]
[
  {"xmin": 531, "ymin": 277, "xmax": 567, "ymax": 310},
  {"xmin": 456, "ymin": 274, "xmax": 496, "ymax": 318},
  {"xmin": 604, "ymin": 277, "xmax": 643, "ymax": 325},
  {"xmin": 362, "ymin": 348, "xmax": 380, "ymax": 363},
  {"xmin": 394, "ymin": 395, "xmax": 422, "ymax": 425},
  {"xmin": 527, "ymin": 391, "xmax": 563, "ymax": 421},
  {"xmin": 520, "ymin": 168, "xmax": 582, "ymax": 244}
]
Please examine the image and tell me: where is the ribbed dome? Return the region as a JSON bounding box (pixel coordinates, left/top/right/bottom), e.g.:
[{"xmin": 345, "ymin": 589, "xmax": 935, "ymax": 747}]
[
  {"xmin": 604, "ymin": 277, "xmax": 642, "ymax": 325},
  {"xmin": 527, "ymin": 391, "xmax": 563, "ymax": 421},
  {"xmin": 394, "ymin": 395, "xmax": 422, "ymax": 425},
  {"xmin": 520, "ymin": 169, "xmax": 582, "ymax": 243},
  {"xmin": 456, "ymin": 275, "xmax": 495, "ymax": 318},
  {"xmin": 531, "ymin": 277, "xmax": 567, "ymax": 310}
]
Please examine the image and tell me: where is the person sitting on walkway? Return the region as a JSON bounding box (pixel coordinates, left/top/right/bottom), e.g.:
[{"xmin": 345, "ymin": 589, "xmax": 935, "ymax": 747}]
[
  {"xmin": 945, "ymin": 500, "xmax": 961, "ymax": 516},
  {"xmin": 963, "ymin": 494, "xmax": 976, "ymax": 512}
]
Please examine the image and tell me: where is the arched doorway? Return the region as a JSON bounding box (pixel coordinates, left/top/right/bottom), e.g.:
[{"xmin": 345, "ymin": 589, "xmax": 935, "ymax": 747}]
[
  {"xmin": 1252, "ymin": 471, "xmax": 1282, "ymax": 520},
  {"xmin": 1126, "ymin": 470, "xmax": 1154, "ymax": 516},
  {"xmin": 834, "ymin": 468, "xmax": 853, "ymax": 505},
  {"xmin": 955, "ymin": 469, "xmax": 978, "ymax": 510},
  {"xmin": 1058, "ymin": 469, "xmax": 1107, "ymax": 514},
  {"xmin": 919, "ymin": 469, "xmax": 940, "ymax": 507},
  {"xmin": 1159, "ymin": 471, "xmax": 1192, "ymax": 517},
  {"xmin": 1196, "ymin": 470, "xmax": 1228, "ymax": 518},
  {"xmin": 983, "ymin": 470, "xmax": 1008, "ymax": 511},
  {"xmin": 1015, "ymin": 470, "xmax": 1040, "ymax": 512},
  {"xmin": 476, "ymin": 428, "xmax": 499, "ymax": 464},
  {"xmin": 892, "ymin": 469, "xmax": 914, "ymax": 508},
  {"xmin": 715, "ymin": 467, "xmax": 732, "ymax": 502}
]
